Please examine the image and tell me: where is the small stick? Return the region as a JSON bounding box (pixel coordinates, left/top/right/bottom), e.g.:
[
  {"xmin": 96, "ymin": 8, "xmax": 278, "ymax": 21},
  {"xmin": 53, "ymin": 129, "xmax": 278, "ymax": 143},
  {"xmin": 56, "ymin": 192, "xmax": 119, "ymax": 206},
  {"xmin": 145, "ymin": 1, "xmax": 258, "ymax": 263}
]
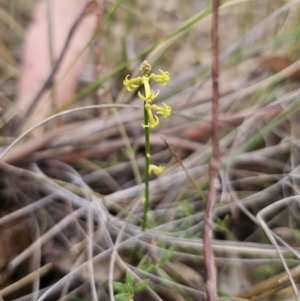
[{"xmin": 203, "ymin": 0, "xmax": 220, "ymax": 300}]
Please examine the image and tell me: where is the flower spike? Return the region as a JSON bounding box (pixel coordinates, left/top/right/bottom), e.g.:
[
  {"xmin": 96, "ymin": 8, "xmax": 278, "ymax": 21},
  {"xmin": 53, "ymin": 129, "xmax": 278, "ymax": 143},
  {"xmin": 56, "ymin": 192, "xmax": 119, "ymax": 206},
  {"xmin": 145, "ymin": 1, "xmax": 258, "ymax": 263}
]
[{"xmin": 122, "ymin": 61, "xmax": 171, "ymax": 230}]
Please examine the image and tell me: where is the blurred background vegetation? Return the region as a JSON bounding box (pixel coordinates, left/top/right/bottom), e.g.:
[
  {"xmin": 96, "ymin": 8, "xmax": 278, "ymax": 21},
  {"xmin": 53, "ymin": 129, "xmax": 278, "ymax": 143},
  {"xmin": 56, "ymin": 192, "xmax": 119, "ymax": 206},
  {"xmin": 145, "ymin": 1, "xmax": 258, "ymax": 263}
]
[{"xmin": 1, "ymin": 0, "xmax": 300, "ymax": 300}]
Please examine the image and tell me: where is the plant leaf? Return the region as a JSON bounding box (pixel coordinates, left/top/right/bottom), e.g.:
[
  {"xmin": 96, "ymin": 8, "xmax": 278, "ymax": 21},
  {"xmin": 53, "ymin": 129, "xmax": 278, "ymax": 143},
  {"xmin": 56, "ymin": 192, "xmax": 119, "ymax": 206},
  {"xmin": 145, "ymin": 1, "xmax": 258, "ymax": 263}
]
[
  {"xmin": 113, "ymin": 282, "xmax": 127, "ymax": 292},
  {"xmin": 115, "ymin": 293, "xmax": 129, "ymax": 301},
  {"xmin": 134, "ymin": 279, "xmax": 149, "ymax": 292},
  {"xmin": 125, "ymin": 271, "xmax": 134, "ymax": 287}
]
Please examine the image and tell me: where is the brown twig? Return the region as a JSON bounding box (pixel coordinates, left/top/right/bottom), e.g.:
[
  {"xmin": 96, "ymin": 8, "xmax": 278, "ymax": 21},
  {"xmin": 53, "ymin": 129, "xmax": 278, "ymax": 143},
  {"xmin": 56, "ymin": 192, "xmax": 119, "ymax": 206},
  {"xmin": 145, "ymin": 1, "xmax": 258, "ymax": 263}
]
[
  {"xmin": 15, "ymin": 0, "xmax": 97, "ymax": 133},
  {"xmin": 203, "ymin": 0, "xmax": 220, "ymax": 300}
]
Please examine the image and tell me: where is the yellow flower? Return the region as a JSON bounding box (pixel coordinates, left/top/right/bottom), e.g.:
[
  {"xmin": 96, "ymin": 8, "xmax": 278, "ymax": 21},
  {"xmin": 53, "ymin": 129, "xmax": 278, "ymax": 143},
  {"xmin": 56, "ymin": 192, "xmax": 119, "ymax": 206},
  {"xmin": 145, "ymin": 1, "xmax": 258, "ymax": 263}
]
[
  {"xmin": 138, "ymin": 90, "xmax": 159, "ymax": 102},
  {"xmin": 150, "ymin": 69, "xmax": 170, "ymax": 86},
  {"xmin": 138, "ymin": 76, "xmax": 159, "ymax": 102},
  {"xmin": 151, "ymin": 103, "xmax": 171, "ymax": 118},
  {"xmin": 123, "ymin": 63, "xmax": 171, "ymax": 130},
  {"xmin": 123, "ymin": 75, "xmax": 142, "ymax": 91},
  {"xmin": 142, "ymin": 76, "xmax": 151, "ymax": 97},
  {"xmin": 149, "ymin": 164, "xmax": 164, "ymax": 175},
  {"xmin": 143, "ymin": 102, "xmax": 159, "ymax": 128}
]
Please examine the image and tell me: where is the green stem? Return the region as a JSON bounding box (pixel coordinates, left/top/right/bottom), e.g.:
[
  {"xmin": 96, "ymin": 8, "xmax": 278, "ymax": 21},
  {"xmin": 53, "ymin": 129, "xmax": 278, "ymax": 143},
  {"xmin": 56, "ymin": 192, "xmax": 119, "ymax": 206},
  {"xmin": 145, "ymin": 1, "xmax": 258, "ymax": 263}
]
[{"xmin": 142, "ymin": 105, "xmax": 150, "ymax": 231}]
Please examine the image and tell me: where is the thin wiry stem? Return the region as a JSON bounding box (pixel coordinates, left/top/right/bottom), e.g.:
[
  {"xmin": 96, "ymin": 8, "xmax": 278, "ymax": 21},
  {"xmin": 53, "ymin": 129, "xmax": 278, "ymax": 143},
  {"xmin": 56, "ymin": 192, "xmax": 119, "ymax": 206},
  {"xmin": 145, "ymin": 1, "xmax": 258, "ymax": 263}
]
[
  {"xmin": 142, "ymin": 104, "xmax": 150, "ymax": 231},
  {"xmin": 203, "ymin": 0, "xmax": 220, "ymax": 300}
]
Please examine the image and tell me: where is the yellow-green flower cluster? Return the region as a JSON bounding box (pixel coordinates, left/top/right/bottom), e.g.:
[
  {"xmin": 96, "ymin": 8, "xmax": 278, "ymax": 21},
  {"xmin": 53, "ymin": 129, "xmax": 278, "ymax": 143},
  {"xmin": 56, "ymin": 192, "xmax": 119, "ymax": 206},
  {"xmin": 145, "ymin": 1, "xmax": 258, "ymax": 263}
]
[
  {"xmin": 123, "ymin": 61, "xmax": 171, "ymax": 177},
  {"xmin": 123, "ymin": 61, "xmax": 171, "ymax": 129}
]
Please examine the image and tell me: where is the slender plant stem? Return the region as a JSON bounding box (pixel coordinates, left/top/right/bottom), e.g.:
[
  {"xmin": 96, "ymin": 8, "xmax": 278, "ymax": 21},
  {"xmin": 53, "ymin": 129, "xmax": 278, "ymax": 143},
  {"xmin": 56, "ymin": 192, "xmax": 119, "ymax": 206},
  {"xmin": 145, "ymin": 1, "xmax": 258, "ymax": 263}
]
[
  {"xmin": 142, "ymin": 105, "xmax": 150, "ymax": 231},
  {"xmin": 203, "ymin": 0, "xmax": 220, "ymax": 300}
]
